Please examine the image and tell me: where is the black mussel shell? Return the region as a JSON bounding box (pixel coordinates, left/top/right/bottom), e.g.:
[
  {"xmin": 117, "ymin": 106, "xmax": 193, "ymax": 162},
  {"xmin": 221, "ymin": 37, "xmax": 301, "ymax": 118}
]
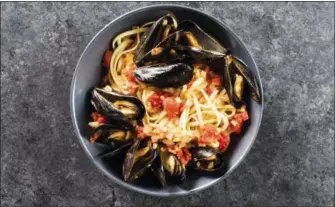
[
  {"xmin": 97, "ymin": 142, "xmax": 132, "ymax": 159},
  {"xmin": 91, "ymin": 124, "xmax": 133, "ymax": 145},
  {"xmin": 90, "ymin": 124, "xmax": 134, "ymax": 158},
  {"xmin": 174, "ymin": 45, "xmax": 225, "ymax": 64},
  {"xmin": 122, "ymin": 139, "xmax": 158, "ymax": 182},
  {"xmin": 189, "ymin": 147, "xmax": 224, "ymax": 171},
  {"xmin": 179, "ymin": 20, "xmax": 227, "ymax": 54},
  {"xmin": 134, "ymin": 13, "xmax": 178, "ymax": 64},
  {"xmin": 136, "ymin": 30, "xmax": 184, "ymax": 66},
  {"xmin": 230, "ymin": 56, "xmax": 261, "ymax": 103},
  {"xmin": 134, "ymin": 63, "xmax": 194, "ymax": 88},
  {"xmin": 155, "ymin": 149, "xmax": 186, "ymax": 186},
  {"xmin": 91, "ymin": 88, "xmax": 145, "ymax": 120}
]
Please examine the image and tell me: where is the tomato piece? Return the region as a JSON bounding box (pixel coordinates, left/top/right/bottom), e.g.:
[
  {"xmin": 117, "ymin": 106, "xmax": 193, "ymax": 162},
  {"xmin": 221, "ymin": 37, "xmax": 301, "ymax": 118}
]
[
  {"xmin": 218, "ymin": 133, "xmax": 230, "ymax": 152},
  {"xmin": 90, "ymin": 131, "xmax": 101, "ymax": 143},
  {"xmin": 205, "ymin": 85, "xmax": 213, "ymax": 95},
  {"xmin": 198, "ymin": 125, "xmax": 218, "ymax": 144},
  {"xmin": 149, "ymin": 91, "xmax": 171, "ymax": 110},
  {"xmin": 136, "ymin": 126, "xmax": 146, "ymax": 138},
  {"xmin": 176, "ymin": 148, "xmax": 192, "ymax": 165},
  {"xmin": 211, "ymin": 76, "xmax": 221, "ymax": 86},
  {"xmin": 163, "ymin": 97, "xmax": 181, "ymax": 118},
  {"xmin": 103, "ymin": 50, "xmax": 112, "ymax": 69},
  {"xmin": 230, "ymin": 111, "xmax": 249, "ymax": 134},
  {"xmin": 91, "ymin": 112, "xmax": 106, "ymax": 124}
]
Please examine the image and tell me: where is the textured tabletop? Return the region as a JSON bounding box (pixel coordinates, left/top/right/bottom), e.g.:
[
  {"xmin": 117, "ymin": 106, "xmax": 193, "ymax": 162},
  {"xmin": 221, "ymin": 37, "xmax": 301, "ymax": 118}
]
[{"xmin": 1, "ymin": 2, "xmax": 334, "ymax": 207}]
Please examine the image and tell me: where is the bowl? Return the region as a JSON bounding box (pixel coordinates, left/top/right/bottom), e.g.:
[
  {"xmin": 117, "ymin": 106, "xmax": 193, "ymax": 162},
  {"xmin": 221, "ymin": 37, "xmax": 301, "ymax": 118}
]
[{"xmin": 70, "ymin": 5, "xmax": 263, "ymax": 197}]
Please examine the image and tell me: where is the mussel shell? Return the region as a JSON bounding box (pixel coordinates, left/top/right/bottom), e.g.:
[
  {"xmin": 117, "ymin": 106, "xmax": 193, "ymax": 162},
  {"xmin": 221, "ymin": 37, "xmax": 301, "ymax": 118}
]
[
  {"xmin": 134, "ymin": 63, "xmax": 194, "ymax": 88},
  {"xmin": 155, "ymin": 149, "xmax": 186, "ymax": 186},
  {"xmin": 179, "ymin": 20, "xmax": 227, "ymax": 54},
  {"xmin": 91, "ymin": 88, "xmax": 145, "ymax": 120},
  {"xmin": 134, "ymin": 13, "xmax": 178, "ymax": 64},
  {"xmin": 189, "ymin": 147, "xmax": 224, "ymax": 171},
  {"xmin": 91, "ymin": 124, "xmax": 133, "ymax": 158},
  {"xmin": 122, "ymin": 139, "xmax": 158, "ymax": 182},
  {"xmin": 174, "ymin": 45, "xmax": 224, "ymax": 64},
  {"xmin": 230, "ymin": 56, "xmax": 261, "ymax": 103},
  {"xmin": 136, "ymin": 30, "xmax": 184, "ymax": 66},
  {"xmin": 91, "ymin": 124, "xmax": 132, "ymax": 144},
  {"xmin": 97, "ymin": 141, "xmax": 132, "ymax": 159}
]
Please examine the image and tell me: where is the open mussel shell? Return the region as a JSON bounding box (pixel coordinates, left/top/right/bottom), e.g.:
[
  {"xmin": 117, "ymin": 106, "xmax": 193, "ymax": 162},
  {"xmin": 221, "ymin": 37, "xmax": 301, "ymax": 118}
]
[
  {"xmin": 189, "ymin": 147, "xmax": 224, "ymax": 171},
  {"xmin": 134, "ymin": 63, "xmax": 194, "ymax": 88},
  {"xmin": 220, "ymin": 57, "xmax": 241, "ymax": 107},
  {"xmin": 136, "ymin": 30, "xmax": 184, "ymax": 66},
  {"xmin": 134, "ymin": 12, "xmax": 178, "ymax": 65},
  {"xmin": 91, "ymin": 88, "xmax": 145, "ymax": 120},
  {"xmin": 179, "ymin": 20, "xmax": 227, "ymax": 54},
  {"xmin": 230, "ymin": 56, "xmax": 261, "ymax": 103},
  {"xmin": 91, "ymin": 124, "xmax": 133, "ymax": 144},
  {"xmin": 122, "ymin": 139, "xmax": 158, "ymax": 182},
  {"xmin": 154, "ymin": 149, "xmax": 186, "ymax": 186},
  {"xmin": 91, "ymin": 124, "xmax": 134, "ymax": 158}
]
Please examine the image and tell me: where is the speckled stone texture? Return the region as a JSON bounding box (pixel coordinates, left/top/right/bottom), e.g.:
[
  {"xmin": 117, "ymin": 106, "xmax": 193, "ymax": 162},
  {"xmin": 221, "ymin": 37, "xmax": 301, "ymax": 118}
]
[{"xmin": 1, "ymin": 2, "xmax": 334, "ymax": 207}]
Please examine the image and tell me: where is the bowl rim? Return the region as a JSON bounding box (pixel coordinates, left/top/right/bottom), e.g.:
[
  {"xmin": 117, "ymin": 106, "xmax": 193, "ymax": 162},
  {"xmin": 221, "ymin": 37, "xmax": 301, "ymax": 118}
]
[{"xmin": 70, "ymin": 4, "xmax": 264, "ymax": 197}]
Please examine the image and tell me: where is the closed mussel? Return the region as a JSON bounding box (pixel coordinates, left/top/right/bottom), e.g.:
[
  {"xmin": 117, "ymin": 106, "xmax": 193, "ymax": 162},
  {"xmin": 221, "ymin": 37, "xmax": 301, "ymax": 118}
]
[
  {"xmin": 134, "ymin": 63, "xmax": 194, "ymax": 88},
  {"xmin": 91, "ymin": 87, "xmax": 145, "ymax": 120}
]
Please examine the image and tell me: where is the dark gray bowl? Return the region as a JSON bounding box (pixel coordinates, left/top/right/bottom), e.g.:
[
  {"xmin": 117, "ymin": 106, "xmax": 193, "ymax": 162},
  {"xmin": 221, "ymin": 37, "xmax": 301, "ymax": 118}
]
[{"xmin": 70, "ymin": 5, "xmax": 263, "ymax": 197}]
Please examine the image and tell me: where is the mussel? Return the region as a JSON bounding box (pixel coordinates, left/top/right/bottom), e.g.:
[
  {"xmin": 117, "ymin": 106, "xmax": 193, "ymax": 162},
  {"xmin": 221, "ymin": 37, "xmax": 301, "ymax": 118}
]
[
  {"xmin": 229, "ymin": 56, "xmax": 261, "ymax": 103},
  {"xmin": 189, "ymin": 147, "xmax": 224, "ymax": 171},
  {"xmin": 91, "ymin": 87, "xmax": 145, "ymax": 120},
  {"xmin": 135, "ymin": 13, "xmax": 178, "ymax": 64},
  {"xmin": 154, "ymin": 149, "xmax": 186, "ymax": 186},
  {"xmin": 136, "ymin": 30, "xmax": 184, "ymax": 66},
  {"xmin": 212, "ymin": 55, "xmax": 261, "ymax": 107},
  {"xmin": 90, "ymin": 124, "xmax": 134, "ymax": 158},
  {"xmin": 122, "ymin": 139, "xmax": 158, "ymax": 182},
  {"xmin": 179, "ymin": 20, "xmax": 227, "ymax": 54},
  {"xmin": 134, "ymin": 63, "xmax": 194, "ymax": 88}
]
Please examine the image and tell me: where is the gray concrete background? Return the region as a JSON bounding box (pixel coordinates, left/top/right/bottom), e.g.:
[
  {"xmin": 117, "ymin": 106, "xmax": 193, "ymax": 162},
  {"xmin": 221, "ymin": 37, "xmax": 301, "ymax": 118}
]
[{"xmin": 1, "ymin": 2, "xmax": 334, "ymax": 207}]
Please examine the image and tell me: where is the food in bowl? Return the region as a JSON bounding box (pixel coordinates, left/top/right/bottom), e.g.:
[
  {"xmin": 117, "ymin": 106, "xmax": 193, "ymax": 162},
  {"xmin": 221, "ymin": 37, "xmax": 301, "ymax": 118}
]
[{"xmin": 87, "ymin": 12, "xmax": 261, "ymax": 186}]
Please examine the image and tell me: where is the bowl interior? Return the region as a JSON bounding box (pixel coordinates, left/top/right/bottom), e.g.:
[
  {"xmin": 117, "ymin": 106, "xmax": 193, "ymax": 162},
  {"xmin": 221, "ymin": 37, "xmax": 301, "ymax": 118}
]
[{"xmin": 71, "ymin": 5, "xmax": 263, "ymax": 196}]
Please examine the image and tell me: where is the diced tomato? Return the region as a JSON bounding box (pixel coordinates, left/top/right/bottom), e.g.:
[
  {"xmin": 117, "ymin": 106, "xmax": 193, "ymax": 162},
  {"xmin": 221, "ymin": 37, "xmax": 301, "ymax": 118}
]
[
  {"xmin": 211, "ymin": 76, "xmax": 221, "ymax": 86},
  {"xmin": 91, "ymin": 112, "xmax": 106, "ymax": 124},
  {"xmin": 90, "ymin": 131, "xmax": 101, "ymax": 143},
  {"xmin": 229, "ymin": 111, "xmax": 249, "ymax": 134},
  {"xmin": 198, "ymin": 125, "xmax": 218, "ymax": 144},
  {"xmin": 103, "ymin": 50, "xmax": 112, "ymax": 69},
  {"xmin": 239, "ymin": 111, "xmax": 249, "ymax": 121},
  {"xmin": 205, "ymin": 85, "xmax": 213, "ymax": 95},
  {"xmin": 218, "ymin": 133, "xmax": 230, "ymax": 152},
  {"xmin": 148, "ymin": 91, "xmax": 172, "ymax": 110},
  {"xmin": 163, "ymin": 97, "xmax": 182, "ymax": 118},
  {"xmin": 230, "ymin": 119, "xmax": 242, "ymax": 134},
  {"xmin": 136, "ymin": 126, "xmax": 147, "ymax": 139},
  {"xmin": 176, "ymin": 148, "xmax": 192, "ymax": 165}
]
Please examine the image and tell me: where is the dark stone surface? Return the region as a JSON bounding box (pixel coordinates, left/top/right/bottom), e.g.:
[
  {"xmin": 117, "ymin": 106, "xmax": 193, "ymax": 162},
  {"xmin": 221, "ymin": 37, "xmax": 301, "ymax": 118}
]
[{"xmin": 1, "ymin": 2, "xmax": 334, "ymax": 207}]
